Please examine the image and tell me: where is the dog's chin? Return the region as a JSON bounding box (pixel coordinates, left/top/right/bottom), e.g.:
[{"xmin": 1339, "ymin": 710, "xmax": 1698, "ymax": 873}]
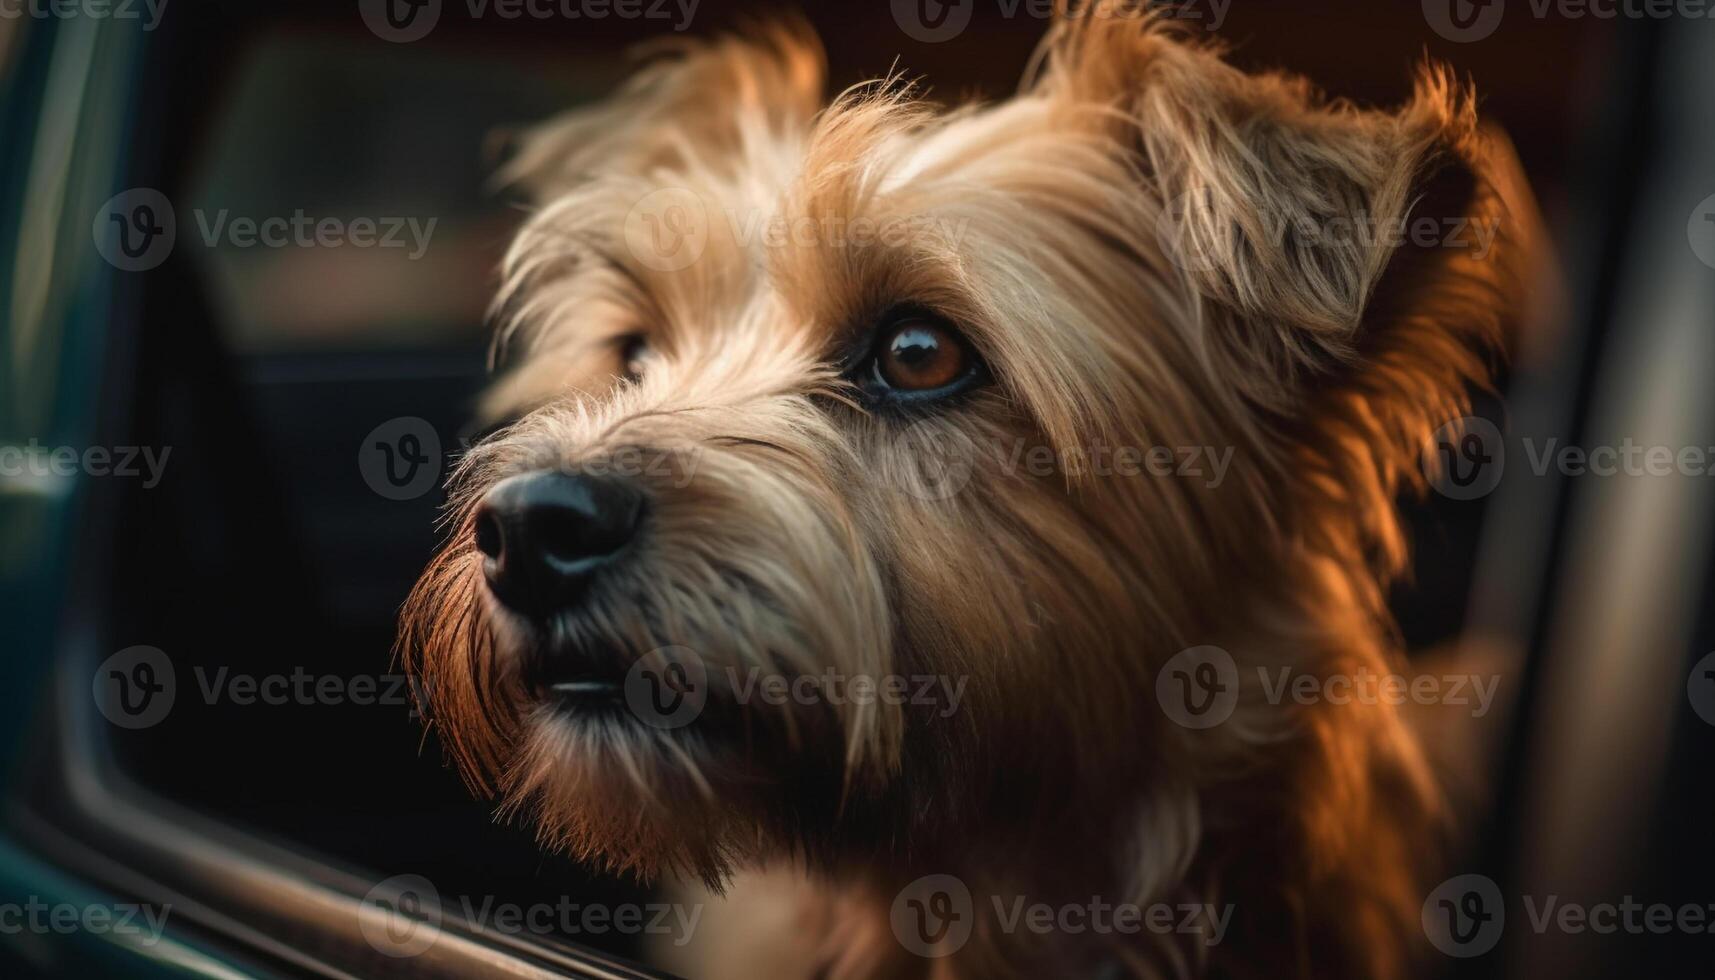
[
  {"xmin": 491, "ymin": 626, "xmax": 826, "ymax": 888},
  {"xmin": 458, "ymin": 583, "xmax": 896, "ymax": 886},
  {"xmin": 497, "ymin": 700, "xmax": 758, "ymax": 885}
]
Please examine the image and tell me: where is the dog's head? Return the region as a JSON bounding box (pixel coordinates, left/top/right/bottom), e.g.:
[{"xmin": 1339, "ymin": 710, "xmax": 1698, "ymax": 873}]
[{"xmin": 401, "ymin": 2, "xmax": 1530, "ymax": 894}]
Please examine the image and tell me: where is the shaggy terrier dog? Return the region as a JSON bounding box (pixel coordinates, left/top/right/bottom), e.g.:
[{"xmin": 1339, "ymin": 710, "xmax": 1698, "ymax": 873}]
[{"xmin": 401, "ymin": 4, "xmax": 1540, "ymax": 976}]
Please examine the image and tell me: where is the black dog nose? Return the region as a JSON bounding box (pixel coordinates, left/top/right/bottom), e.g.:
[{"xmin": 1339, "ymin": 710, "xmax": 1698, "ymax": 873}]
[{"xmin": 474, "ymin": 470, "xmax": 644, "ymax": 618}]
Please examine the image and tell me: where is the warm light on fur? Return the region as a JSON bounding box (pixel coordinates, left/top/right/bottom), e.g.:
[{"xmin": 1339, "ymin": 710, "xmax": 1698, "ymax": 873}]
[{"xmin": 399, "ymin": 3, "xmax": 1540, "ymax": 976}]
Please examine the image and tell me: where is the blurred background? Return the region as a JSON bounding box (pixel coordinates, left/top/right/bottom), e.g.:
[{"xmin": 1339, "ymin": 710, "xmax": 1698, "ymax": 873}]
[{"xmin": 0, "ymin": 0, "xmax": 1710, "ymax": 977}]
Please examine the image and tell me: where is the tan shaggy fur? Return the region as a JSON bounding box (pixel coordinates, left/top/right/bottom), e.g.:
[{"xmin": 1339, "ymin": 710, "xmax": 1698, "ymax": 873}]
[{"xmin": 399, "ymin": 3, "xmax": 1543, "ymax": 977}]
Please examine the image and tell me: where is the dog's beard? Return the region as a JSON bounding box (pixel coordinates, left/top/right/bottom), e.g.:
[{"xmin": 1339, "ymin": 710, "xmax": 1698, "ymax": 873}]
[{"xmin": 399, "ymin": 396, "xmax": 909, "ymax": 887}]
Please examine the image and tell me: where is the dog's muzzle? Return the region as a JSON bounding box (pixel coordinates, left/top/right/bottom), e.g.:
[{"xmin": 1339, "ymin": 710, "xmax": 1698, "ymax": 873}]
[{"xmin": 474, "ymin": 469, "xmax": 644, "ymax": 622}]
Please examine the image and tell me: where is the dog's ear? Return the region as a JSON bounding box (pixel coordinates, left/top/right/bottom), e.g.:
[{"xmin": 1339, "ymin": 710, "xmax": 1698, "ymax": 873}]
[
  {"xmin": 1032, "ymin": 2, "xmax": 1550, "ymax": 583},
  {"xmin": 1031, "ymin": 3, "xmax": 1538, "ymax": 416},
  {"xmin": 498, "ymin": 22, "xmax": 826, "ymax": 200}
]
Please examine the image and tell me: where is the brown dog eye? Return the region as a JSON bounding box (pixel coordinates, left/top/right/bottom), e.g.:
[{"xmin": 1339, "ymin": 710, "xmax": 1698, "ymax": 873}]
[
  {"xmin": 850, "ymin": 310, "xmax": 988, "ymax": 405},
  {"xmin": 620, "ymin": 333, "xmax": 650, "ymax": 381},
  {"xmin": 874, "ymin": 321, "xmax": 969, "ymax": 392}
]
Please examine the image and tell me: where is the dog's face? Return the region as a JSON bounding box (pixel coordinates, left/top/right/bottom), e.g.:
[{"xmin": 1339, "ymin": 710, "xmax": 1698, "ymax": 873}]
[{"xmin": 402, "ymin": 12, "xmax": 1509, "ymax": 889}]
